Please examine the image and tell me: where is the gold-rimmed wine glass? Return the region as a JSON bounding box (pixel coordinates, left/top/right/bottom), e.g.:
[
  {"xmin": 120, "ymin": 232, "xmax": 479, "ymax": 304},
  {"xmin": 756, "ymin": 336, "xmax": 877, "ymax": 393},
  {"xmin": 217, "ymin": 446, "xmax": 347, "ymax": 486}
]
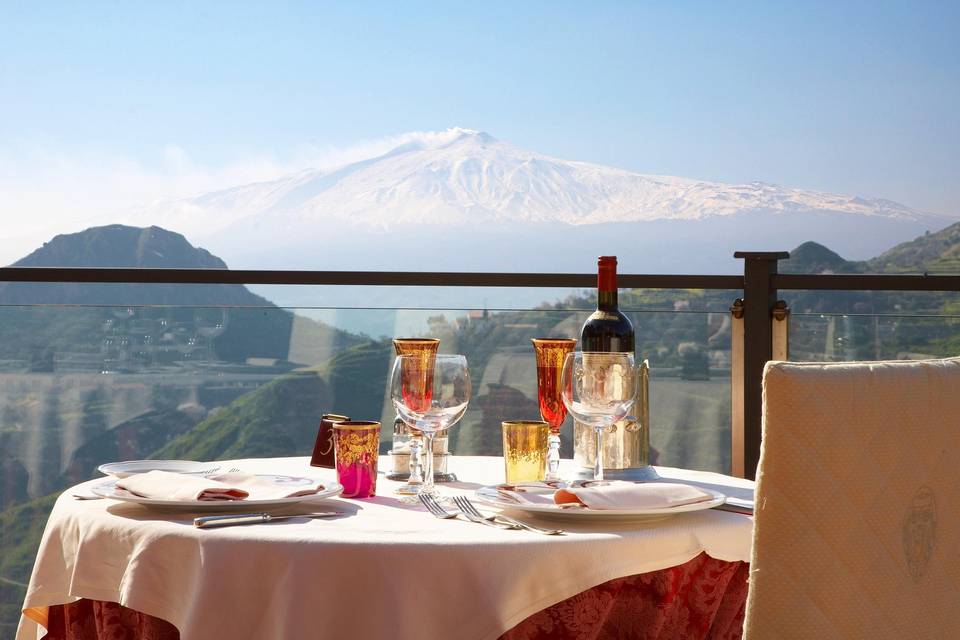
[
  {"xmin": 532, "ymin": 338, "xmax": 576, "ymax": 481},
  {"xmin": 392, "ymin": 338, "xmax": 439, "ymax": 495}
]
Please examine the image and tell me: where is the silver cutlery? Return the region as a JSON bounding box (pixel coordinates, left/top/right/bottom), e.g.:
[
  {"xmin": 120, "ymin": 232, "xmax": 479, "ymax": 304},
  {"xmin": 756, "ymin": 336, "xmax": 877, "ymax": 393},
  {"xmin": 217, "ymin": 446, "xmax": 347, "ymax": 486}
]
[
  {"xmin": 453, "ymin": 495, "xmax": 564, "ymax": 535},
  {"xmin": 418, "ymin": 493, "xmax": 457, "ymax": 520},
  {"xmin": 71, "ymin": 492, "xmax": 103, "ymax": 500},
  {"xmin": 194, "ymin": 511, "xmax": 339, "ymax": 528},
  {"xmin": 447, "ymin": 498, "xmax": 517, "ymax": 530},
  {"xmin": 420, "ymin": 493, "xmax": 514, "ymax": 529},
  {"xmin": 712, "ymin": 502, "xmax": 754, "ymax": 515},
  {"xmin": 195, "ymin": 467, "xmax": 243, "ymax": 476},
  {"xmin": 190, "ymin": 466, "xmax": 221, "ymax": 475}
]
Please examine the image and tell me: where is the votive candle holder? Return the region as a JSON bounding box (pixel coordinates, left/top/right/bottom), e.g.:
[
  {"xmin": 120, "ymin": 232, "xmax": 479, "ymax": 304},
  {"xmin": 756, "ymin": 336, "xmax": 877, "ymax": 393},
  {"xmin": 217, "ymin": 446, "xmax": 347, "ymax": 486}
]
[
  {"xmin": 334, "ymin": 421, "xmax": 381, "ymax": 498},
  {"xmin": 502, "ymin": 420, "xmax": 549, "ymax": 483}
]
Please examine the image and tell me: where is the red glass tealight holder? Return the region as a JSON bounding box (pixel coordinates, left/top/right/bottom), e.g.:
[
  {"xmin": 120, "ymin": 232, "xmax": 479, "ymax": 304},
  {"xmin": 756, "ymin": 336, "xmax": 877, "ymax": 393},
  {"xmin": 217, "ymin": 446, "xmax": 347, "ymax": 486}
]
[{"xmin": 333, "ymin": 421, "xmax": 381, "ymax": 498}]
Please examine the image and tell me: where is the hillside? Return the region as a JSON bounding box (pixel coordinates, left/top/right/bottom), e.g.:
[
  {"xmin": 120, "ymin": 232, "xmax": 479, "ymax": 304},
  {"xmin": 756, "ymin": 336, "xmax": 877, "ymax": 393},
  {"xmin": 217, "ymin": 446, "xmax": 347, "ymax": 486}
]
[
  {"xmin": 867, "ymin": 220, "xmax": 960, "ymax": 273},
  {"xmin": 153, "ymin": 341, "xmax": 392, "ymax": 461},
  {"xmin": 779, "ymin": 222, "xmax": 960, "ymax": 276},
  {"xmin": 780, "ymin": 241, "xmax": 862, "ymax": 274},
  {"xmin": 0, "ymin": 224, "xmax": 363, "ymax": 365}
]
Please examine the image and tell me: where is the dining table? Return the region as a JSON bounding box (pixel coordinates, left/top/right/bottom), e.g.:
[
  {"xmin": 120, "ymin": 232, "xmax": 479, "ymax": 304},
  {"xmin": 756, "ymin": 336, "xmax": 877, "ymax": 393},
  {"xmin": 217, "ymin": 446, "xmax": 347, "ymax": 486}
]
[{"xmin": 17, "ymin": 456, "xmax": 754, "ymax": 640}]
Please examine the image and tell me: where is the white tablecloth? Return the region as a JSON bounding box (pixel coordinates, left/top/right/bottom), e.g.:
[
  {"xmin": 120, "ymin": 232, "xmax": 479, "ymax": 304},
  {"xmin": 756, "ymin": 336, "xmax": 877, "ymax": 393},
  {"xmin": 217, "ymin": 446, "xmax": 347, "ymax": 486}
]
[{"xmin": 18, "ymin": 456, "xmax": 754, "ymax": 640}]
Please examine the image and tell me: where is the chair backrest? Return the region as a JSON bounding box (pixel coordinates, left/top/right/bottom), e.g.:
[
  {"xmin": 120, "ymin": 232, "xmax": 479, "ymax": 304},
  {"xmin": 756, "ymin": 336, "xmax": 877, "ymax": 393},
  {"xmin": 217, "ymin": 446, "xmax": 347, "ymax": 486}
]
[{"xmin": 744, "ymin": 358, "xmax": 960, "ymax": 639}]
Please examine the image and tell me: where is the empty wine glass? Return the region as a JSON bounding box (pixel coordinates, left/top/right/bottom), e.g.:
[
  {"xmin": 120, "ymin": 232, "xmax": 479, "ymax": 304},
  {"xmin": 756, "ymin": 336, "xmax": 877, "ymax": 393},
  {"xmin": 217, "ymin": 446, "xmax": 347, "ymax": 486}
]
[
  {"xmin": 560, "ymin": 351, "xmax": 637, "ymax": 481},
  {"xmin": 391, "ymin": 354, "xmax": 471, "ymax": 498}
]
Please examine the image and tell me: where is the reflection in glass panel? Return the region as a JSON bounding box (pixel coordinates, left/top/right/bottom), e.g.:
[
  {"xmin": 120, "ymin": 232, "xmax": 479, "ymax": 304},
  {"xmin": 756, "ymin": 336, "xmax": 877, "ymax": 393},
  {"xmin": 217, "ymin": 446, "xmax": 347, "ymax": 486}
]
[
  {"xmin": 792, "ymin": 313, "xmax": 960, "ymax": 362},
  {"xmin": 788, "ymin": 290, "xmax": 960, "ymax": 362},
  {"xmin": 0, "ymin": 303, "xmax": 733, "ymax": 500}
]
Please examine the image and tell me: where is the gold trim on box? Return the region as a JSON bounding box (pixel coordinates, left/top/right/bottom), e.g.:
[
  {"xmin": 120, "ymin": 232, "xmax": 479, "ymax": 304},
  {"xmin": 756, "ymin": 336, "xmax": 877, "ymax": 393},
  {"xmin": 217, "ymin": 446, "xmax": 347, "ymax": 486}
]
[{"xmin": 333, "ymin": 421, "xmax": 381, "ymax": 431}]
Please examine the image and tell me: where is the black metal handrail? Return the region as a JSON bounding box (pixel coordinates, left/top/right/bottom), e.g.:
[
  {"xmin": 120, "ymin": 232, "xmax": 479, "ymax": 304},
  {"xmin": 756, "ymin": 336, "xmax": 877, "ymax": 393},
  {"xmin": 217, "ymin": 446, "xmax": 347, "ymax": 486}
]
[
  {"xmin": 0, "ymin": 267, "xmax": 743, "ymax": 290},
  {"xmin": 775, "ymin": 273, "xmax": 960, "ymax": 291},
  {"xmin": 7, "ymin": 266, "xmax": 960, "ymax": 291}
]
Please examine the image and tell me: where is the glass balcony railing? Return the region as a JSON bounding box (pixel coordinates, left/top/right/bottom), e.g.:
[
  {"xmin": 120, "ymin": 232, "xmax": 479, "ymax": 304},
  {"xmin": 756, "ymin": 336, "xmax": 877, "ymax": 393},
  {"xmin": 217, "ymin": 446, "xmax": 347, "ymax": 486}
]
[
  {"xmin": 0, "ymin": 299, "xmax": 737, "ymax": 495},
  {"xmin": 790, "ymin": 313, "xmax": 960, "ymax": 362}
]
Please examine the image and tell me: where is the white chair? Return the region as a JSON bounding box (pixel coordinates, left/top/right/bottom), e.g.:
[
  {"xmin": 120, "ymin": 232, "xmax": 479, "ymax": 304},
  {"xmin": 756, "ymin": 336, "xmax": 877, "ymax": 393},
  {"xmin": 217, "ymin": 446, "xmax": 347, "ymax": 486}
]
[{"xmin": 744, "ymin": 358, "xmax": 960, "ymax": 639}]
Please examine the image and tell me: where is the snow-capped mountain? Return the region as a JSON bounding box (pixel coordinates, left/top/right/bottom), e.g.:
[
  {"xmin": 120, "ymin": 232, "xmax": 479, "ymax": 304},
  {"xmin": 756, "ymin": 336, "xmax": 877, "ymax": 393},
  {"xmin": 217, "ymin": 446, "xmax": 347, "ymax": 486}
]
[
  {"xmin": 140, "ymin": 128, "xmax": 934, "ymax": 236},
  {"xmin": 129, "ymin": 128, "xmax": 950, "ymax": 275}
]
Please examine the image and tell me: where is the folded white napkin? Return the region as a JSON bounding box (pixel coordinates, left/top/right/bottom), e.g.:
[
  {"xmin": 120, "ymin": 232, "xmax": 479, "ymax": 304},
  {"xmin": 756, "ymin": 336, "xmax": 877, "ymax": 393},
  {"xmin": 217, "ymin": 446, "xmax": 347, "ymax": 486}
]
[
  {"xmin": 555, "ymin": 481, "xmax": 715, "ymax": 510},
  {"xmin": 115, "ymin": 471, "xmax": 325, "ymax": 502},
  {"xmin": 498, "ymin": 481, "xmax": 715, "ymax": 510}
]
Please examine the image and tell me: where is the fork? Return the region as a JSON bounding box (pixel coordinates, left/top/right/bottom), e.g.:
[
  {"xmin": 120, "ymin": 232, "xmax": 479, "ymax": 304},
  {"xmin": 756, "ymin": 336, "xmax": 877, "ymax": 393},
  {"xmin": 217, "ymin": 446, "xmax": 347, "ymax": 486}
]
[
  {"xmin": 71, "ymin": 492, "xmax": 103, "ymax": 500},
  {"xmin": 453, "ymin": 496, "xmax": 564, "ymax": 535},
  {"xmin": 191, "ymin": 466, "xmax": 221, "ymax": 476},
  {"xmin": 197, "ymin": 467, "xmax": 243, "ymax": 476},
  {"xmin": 420, "ymin": 494, "xmax": 515, "ymax": 529},
  {"xmin": 418, "ymin": 493, "xmax": 458, "ymax": 520}
]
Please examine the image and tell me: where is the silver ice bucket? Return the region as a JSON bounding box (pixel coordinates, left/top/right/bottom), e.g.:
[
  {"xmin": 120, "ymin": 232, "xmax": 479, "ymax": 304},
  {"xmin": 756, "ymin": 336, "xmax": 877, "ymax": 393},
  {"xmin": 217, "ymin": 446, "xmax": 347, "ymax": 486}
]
[{"xmin": 572, "ymin": 359, "xmax": 658, "ymax": 481}]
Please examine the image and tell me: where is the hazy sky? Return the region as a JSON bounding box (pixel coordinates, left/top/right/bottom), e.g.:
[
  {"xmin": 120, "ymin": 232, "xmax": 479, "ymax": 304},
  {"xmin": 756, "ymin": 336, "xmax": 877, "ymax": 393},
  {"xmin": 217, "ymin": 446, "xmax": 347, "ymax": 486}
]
[{"xmin": 1, "ymin": 1, "xmax": 958, "ymax": 256}]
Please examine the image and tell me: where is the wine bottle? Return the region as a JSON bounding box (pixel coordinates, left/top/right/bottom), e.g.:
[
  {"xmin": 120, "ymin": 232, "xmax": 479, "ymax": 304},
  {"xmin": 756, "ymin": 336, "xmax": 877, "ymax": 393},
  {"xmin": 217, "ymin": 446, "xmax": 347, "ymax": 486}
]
[{"xmin": 580, "ymin": 256, "xmax": 634, "ymax": 353}]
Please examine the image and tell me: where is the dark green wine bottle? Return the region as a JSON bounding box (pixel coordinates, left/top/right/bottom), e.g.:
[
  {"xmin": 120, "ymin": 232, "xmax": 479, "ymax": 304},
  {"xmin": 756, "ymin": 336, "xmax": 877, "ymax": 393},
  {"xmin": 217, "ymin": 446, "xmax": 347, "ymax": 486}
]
[{"xmin": 580, "ymin": 256, "xmax": 634, "ymax": 353}]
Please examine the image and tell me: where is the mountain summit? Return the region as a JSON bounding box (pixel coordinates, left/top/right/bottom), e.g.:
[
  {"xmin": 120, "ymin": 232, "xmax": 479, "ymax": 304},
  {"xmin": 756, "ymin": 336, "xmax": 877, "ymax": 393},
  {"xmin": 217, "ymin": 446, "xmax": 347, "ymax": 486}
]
[
  {"xmin": 1, "ymin": 225, "xmax": 263, "ymax": 306},
  {"xmin": 14, "ymin": 225, "xmax": 226, "ymax": 269}
]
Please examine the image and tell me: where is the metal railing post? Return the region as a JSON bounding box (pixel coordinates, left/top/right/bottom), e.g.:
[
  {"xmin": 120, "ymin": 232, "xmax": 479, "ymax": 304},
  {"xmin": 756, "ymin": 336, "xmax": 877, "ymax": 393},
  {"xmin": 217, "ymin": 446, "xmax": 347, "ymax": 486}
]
[
  {"xmin": 732, "ymin": 251, "xmax": 789, "ymax": 479},
  {"xmin": 729, "ymin": 298, "xmax": 745, "ymax": 477},
  {"xmin": 772, "ymin": 300, "xmax": 790, "ymax": 362}
]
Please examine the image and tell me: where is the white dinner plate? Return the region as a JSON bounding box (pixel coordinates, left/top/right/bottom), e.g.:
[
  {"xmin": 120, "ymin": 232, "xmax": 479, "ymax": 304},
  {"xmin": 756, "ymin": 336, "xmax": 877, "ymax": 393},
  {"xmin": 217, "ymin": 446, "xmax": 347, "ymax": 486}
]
[
  {"xmin": 90, "ymin": 474, "xmax": 343, "ymax": 511},
  {"xmin": 97, "ymin": 460, "xmax": 219, "ymax": 478},
  {"xmin": 473, "ymin": 483, "xmax": 727, "ymax": 522}
]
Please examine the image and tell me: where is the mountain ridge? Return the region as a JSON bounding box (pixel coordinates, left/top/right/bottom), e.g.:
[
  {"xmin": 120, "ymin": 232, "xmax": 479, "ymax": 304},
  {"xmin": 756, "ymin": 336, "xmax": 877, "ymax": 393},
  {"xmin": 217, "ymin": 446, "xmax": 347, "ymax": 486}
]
[
  {"xmin": 116, "ymin": 128, "xmax": 954, "ymax": 273},
  {"xmin": 134, "ymin": 128, "xmax": 948, "ymax": 235}
]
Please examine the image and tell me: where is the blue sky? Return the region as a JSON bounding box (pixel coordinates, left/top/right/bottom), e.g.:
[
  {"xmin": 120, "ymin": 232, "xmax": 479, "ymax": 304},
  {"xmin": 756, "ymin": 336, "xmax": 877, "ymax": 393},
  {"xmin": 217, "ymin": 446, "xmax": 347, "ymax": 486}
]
[{"xmin": 1, "ymin": 0, "xmax": 958, "ymax": 245}]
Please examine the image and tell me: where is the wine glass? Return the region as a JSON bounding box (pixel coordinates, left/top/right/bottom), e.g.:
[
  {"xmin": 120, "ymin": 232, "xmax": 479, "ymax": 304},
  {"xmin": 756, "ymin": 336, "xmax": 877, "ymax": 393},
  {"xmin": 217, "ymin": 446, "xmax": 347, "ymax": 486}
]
[
  {"xmin": 532, "ymin": 338, "xmax": 576, "ymax": 481},
  {"xmin": 391, "ymin": 354, "xmax": 471, "ymax": 498},
  {"xmin": 560, "ymin": 351, "xmax": 637, "ymax": 481},
  {"xmin": 392, "ymin": 338, "xmax": 440, "ymax": 495}
]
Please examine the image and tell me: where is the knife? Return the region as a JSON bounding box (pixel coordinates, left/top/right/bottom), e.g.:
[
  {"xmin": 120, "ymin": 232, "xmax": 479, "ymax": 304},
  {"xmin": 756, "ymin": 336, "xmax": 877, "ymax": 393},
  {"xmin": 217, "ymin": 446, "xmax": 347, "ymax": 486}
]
[
  {"xmin": 194, "ymin": 512, "xmax": 339, "ymax": 528},
  {"xmin": 712, "ymin": 499, "xmax": 754, "ymax": 515}
]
